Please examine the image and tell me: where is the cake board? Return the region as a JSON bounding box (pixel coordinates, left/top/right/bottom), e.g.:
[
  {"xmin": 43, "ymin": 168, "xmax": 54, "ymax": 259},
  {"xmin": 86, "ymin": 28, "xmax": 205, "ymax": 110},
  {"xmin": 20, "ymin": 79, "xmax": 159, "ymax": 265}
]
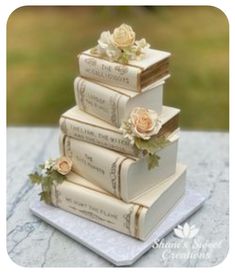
[{"xmin": 30, "ymin": 189, "xmax": 206, "ymax": 266}]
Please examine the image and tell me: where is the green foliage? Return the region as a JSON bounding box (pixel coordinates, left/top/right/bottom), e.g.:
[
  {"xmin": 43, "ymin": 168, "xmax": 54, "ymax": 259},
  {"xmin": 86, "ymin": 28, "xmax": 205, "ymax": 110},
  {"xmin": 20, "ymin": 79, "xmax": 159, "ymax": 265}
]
[
  {"xmin": 28, "ymin": 160, "xmax": 65, "ymax": 204},
  {"xmin": 39, "ymin": 191, "xmax": 52, "ymax": 204},
  {"xmin": 135, "ymin": 136, "xmax": 170, "ymax": 154},
  {"xmin": 135, "ymin": 135, "xmax": 170, "ymax": 170},
  {"xmin": 148, "ymin": 153, "xmax": 161, "ymax": 170},
  {"xmin": 50, "ymin": 169, "xmax": 65, "ymax": 183},
  {"xmin": 117, "ymin": 52, "xmax": 129, "ymax": 64},
  {"xmin": 29, "ymin": 172, "xmax": 43, "ymax": 184}
]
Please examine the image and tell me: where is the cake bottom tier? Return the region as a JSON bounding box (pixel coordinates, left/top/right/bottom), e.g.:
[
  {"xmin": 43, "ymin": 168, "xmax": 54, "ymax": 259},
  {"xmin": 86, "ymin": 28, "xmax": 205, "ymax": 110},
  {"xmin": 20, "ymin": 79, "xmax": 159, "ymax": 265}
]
[{"xmin": 51, "ymin": 164, "xmax": 186, "ymax": 241}]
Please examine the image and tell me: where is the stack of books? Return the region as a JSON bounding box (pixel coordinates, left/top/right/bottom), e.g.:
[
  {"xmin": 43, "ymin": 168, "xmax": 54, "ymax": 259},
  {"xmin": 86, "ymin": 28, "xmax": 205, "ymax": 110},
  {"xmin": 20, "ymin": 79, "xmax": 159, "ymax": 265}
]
[{"xmin": 49, "ymin": 24, "xmax": 187, "ymax": 241}]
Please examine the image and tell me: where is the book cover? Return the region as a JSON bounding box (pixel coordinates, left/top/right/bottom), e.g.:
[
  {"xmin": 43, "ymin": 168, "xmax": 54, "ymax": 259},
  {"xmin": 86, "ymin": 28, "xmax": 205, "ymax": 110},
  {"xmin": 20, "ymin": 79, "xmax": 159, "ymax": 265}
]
[
  {"xmin": 59, "ymin": 131, "xmax": 179, "ymax": 202},
  {"xmin": 51, "ymin": 164, "xmax": 186, "ymax": 240},
  {"xmin": 74, "ymin": 77, "xmax": 164, "ymax": 127},
  {"xmin": 78, "ymin": 48, "xmax": 170, "ymax": 92},
  {"xmin": 60, "ymin": 106, "xmax": 180, "ymax": 157}
]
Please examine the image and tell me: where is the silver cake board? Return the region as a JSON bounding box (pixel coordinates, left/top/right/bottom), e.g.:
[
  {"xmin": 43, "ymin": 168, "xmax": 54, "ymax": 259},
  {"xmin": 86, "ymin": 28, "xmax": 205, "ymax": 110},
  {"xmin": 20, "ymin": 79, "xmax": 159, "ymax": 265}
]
[{"xmin": 30, "ymin": 189, "xmax": 206, "ymax": 266}]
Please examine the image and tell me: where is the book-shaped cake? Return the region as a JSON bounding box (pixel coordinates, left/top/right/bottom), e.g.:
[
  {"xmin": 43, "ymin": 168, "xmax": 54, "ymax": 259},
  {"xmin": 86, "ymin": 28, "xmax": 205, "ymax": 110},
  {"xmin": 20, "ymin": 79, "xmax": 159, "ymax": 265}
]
[
  {"xmin": 74, "ymin": 77, "xmax": 164, "ymax": 127},
  {"xmin": 78, "ymin": 24, "xmax": 170, "ymax": 92},
  {"xmin": 59, "ymin": 131, "xmax": 178, "ymax": 202},
  {"xmin": 28, "ymin": 23, "xmax": 191, "ymax": 243},
  {"xmin": 60, "ymin": 106, "xmax": 180, "ymax": 157},
  {"xmin": 78, "ymin": 48, "xmax": 170, "ymax": 92},
  {"xmin": 51, "ymin": 164, "xmax": 186, "ymax": 240}
]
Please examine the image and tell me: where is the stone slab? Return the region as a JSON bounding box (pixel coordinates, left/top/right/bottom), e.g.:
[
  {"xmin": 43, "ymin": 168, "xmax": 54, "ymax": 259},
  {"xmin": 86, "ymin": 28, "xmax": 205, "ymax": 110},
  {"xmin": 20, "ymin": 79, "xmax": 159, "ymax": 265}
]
[{"xmin": 30, "ymin": 189, "xmax": 205, "ymax": 266}]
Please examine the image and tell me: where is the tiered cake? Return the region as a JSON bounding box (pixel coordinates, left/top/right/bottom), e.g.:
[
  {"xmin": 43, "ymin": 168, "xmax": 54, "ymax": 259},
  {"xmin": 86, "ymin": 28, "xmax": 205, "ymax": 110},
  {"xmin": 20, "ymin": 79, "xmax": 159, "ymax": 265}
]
[{"xmin": 30, "ymin": 24, "xmax": 187, "ymax": 241}]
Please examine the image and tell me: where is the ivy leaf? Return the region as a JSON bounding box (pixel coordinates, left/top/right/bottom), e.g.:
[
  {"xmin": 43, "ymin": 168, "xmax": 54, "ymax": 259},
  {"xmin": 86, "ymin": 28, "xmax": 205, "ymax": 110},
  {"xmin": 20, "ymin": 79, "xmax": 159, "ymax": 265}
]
[
  {"xmin": 39, "ymin": 164, "xmax": 45, "ymax": 169},
  {"xmin": 50, "ymin": 169, "xmax": 65, "ymax": 183},
  {"xmin": 118, "ymin": 53, "xmax": 129, "ymax": 64},
  {"xmin": 148, "ymin": 153, "xmax": 160, "ymax": 170},
  {"xmin": 42, "ymin": 175, "xmax": 53, "ymax": 184},
  {"xmin": 135, "ymin": 136, "xmax": 169, "ymax": 155},
  {"xmin": 29, "ymin": 159, "xmax": 66, "ymax": 204},
  {"xmin": 39, "ymin": 191, "xmax": 52, "ymax": 204},
  {"xmin": 41, "ymin": 176, "xmax": 54, "ymax": 192},
  {"xmin": 28, "ymin": 172, "xmax": 42, "ymax": 184}
]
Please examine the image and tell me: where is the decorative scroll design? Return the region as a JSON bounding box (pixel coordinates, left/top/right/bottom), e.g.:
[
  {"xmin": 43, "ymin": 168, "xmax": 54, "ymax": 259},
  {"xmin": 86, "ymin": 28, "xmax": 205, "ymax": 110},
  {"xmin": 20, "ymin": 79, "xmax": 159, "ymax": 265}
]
[
  {"xmin": 123, "ymin": 205, "xmax": 134, "ymax": 234},
  {"xmin": 77, "ymin": 79, "xmax": 87, "ymax": 111}
]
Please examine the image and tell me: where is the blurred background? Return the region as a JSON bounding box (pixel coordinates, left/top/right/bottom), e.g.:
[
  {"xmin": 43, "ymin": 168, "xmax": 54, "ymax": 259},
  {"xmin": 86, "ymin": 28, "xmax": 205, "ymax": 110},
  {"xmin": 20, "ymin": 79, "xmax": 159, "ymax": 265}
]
[{"xmin": 7, "ymin": 6, "xmax": 229, "ymax": 130}]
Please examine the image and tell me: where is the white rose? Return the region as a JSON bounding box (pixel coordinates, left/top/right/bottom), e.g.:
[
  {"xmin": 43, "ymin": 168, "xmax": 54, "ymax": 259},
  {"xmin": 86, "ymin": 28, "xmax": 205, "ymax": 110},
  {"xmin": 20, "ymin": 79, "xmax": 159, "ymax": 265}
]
[
  {"xmin": 96, "ymin": 31, "xmax": 121, "ymax": 61},
  {"xmin": 44, "ymin": 159, "xmax": 55, "ymax": 170},
  {"xmin": 44, "ymin": 160, "xmax": 52, "ymax": 170},
  {"xmin": 135, "ymin": 38, "xmax": 150, "ymax": 49},
  {"xmin": 106, "ymin": 44, "xmax": 122, "ymax": 61},
  {"xmin": 97, "ymin": 31, "xmax": 112, "ymax": 52},
  {"xmin": 130, "ymin": 107, "xmax": 162, "ymax": 140},
  {"xmin": 111, "ymin": 24, "xmax": 136, "ymax": 49}
]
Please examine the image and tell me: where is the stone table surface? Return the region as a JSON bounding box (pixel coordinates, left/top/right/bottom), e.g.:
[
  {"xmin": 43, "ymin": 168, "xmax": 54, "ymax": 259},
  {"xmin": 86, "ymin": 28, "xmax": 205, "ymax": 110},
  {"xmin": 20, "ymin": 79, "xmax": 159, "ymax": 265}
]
[{"xmin": 7, "ymin": 128, "xmax": 229, "ymax": 267}]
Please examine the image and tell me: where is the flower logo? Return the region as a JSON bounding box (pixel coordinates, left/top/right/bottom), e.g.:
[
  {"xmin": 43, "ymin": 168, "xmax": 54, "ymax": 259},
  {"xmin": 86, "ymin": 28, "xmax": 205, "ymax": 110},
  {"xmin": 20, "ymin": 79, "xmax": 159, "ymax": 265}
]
[{"xmin": 174, "ymin": 223, "xmax": 199, "ymax": 239}]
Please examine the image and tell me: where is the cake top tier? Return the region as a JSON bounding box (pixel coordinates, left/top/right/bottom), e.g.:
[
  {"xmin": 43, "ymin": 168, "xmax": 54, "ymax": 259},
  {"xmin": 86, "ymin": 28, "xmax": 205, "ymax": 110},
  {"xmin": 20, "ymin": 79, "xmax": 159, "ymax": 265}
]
[
  {"xmin": 88, "ymin": 23, "xmax": 171, "ymax": 65},
  {"xmin": 78, "ymin": 24, "xmax": 171, "ymax": 91},
  {"xmin": 83, "ymin": 48, "xmax": 170, "ymax": 71}
]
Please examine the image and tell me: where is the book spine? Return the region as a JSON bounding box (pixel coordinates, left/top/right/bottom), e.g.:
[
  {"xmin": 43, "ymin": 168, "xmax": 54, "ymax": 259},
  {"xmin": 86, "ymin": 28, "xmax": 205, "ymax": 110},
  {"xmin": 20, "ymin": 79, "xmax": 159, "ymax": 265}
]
[
  {"xmin": 51, "ymin": 180, "xmax": 145, "ymax": 239},
  {"xmin": 74, "ymin": 77, "xmax": 129, "ymax": 127},
  {"xmin": 59, "ymin": 135, "xmax": 134, "ymax": 198},
  {"xmin": 78, "ymin": 54, "xmax": 142, "ymax": 91},
  {"xmin": 60, "ymin": 113, "xmax": 179, "ymax": 157},
  {"xmin": 59, "ymin": 116, "xmax": 137, "ymax": 156}
]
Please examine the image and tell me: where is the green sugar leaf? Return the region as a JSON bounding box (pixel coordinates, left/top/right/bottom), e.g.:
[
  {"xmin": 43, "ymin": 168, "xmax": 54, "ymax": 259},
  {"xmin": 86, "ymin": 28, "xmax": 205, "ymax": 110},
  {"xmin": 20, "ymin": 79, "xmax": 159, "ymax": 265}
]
[
  {"xmin": 39, "ymin": 164, "xmax": 45, "ymax": 169},
  {"xmin": 148, "ymin": 153, "xmax": 161, "ymax": 170},
  {"xmin": 135, "ymin": 135, "xmax": 170, "ymax": 155},
  {"xmin": 50, "ymin": 169, "xmax": 65, "ymax": 183},
  {"xmin": 29, "ymin": 160, "xmax": 66, "ymax": 204},
  {"xmin": 39, "ymin": 191, "xmax": 52, "ymax": 204},
  {"xmin": 28, "ymin": 172, "xmax": 42, "ymax": 184}
]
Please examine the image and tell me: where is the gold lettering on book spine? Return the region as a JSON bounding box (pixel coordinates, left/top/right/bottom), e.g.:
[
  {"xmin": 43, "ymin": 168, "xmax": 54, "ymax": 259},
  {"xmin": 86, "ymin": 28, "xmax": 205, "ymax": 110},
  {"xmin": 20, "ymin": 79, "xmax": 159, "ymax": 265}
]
[
  {"xmin": 82, "ymin": 52, "xmax": 145, "ymax": 70},
  {"xmin": 84, "ymin": 57, "xmax": 97, "ymax": 67},
  {"xmin": 67, "ymin": 178, "xmax": 147, "ymax": 207},
  {"xmin": 80, "ymin": 53, "xmax": 141, "ymax": 90},
  {"xmin": 114, "ymin": 65, "xmax": 129, "ymax": 75},
  {"xmin": 61, "ymin": 115, "xmax": 121, "ymax": 134},
  {"xmin": 81, "ymin": 76, "xmax": 132, "ymax": 98},
  {"xmin": 77, "ymin": 209, "xmax": 115, "ymax": 225},
  {"xmin": 61, "ymin": 113, "xmax": 179, "ymax": 153}
]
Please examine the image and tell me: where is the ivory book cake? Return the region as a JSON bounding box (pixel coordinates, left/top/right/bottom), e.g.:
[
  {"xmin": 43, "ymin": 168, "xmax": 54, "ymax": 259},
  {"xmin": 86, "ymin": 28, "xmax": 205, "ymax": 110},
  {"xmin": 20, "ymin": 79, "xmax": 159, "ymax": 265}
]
[
  {"xmin": 60, "ymin": 132, "xmax": 178, "ymax": 202},
  {"xmin": 78, "ymin": 48, "xmax": 170, "ymax": 92},
  {"xmin": 51, "ymin": 164, "xmax": 186, "ymax": 241},
  {"xmin": 74, "ymin": 77, "xmax": 165, "ymax": 127},
  {"xmin": 29, "ymin": 23, "xmax": 190, "ymax": 243},
  {"xmin": 60, "ymin": 105, "xmax": 179, "ymax": 156}
]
